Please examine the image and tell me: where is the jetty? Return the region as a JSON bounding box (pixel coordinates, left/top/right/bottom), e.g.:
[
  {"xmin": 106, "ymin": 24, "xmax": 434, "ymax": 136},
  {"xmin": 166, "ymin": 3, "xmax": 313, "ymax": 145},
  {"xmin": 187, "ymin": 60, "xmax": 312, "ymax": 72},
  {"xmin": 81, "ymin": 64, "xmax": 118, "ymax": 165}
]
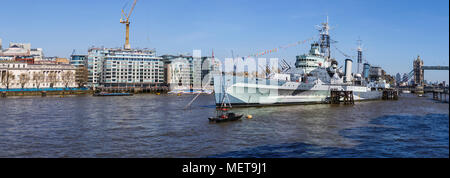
[
  {"xmin": 329, "ymin": 90, "xmax": 355, "ymax": 105},
  {"xmin": 432, "ymin": 89, "xmax": 449, "ymax": 103}
]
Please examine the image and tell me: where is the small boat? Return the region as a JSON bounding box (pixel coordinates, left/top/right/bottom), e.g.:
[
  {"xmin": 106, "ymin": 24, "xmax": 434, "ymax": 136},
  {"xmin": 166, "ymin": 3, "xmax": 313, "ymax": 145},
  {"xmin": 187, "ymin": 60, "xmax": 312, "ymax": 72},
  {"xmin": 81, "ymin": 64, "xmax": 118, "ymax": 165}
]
[
  {"xmin": 93, "ymin": 92, "xmax": 133, "ymax": 97},
  {"xmin": 209, "ymin": 112, "xmax": 243, "ymax": 123},
  {"xmin": 208, "ymin": 73, "xmax": 243, "ymax": 123}
]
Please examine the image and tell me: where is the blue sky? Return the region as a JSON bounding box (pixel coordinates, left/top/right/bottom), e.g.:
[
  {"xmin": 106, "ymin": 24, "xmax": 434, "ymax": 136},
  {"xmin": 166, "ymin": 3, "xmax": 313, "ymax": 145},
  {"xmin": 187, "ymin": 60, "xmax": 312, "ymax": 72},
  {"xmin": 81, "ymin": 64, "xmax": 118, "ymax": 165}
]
[{"xmin": 1, "ymin": 0, "xmax": 448, "ymax": 82}]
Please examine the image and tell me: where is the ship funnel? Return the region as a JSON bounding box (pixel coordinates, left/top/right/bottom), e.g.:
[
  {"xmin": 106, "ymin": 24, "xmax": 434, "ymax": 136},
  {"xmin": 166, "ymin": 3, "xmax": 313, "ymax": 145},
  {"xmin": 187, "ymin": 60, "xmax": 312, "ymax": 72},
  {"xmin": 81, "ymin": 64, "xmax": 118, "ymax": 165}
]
[
  {"xmin": 344, "ymin": 59, "xmax": 353, "ymax": 83},
  {"xmin": 363, "ymin": 63, "xmax": 370, "ymax": 79}
]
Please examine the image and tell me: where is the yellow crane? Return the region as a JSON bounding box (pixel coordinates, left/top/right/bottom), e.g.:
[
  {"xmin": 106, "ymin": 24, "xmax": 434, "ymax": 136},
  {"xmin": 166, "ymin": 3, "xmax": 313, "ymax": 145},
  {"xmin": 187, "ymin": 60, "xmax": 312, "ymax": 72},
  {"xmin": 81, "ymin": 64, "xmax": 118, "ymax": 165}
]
[{"xmin": 120, "ymin": 0, "xmax": 138, "ymax": 50}]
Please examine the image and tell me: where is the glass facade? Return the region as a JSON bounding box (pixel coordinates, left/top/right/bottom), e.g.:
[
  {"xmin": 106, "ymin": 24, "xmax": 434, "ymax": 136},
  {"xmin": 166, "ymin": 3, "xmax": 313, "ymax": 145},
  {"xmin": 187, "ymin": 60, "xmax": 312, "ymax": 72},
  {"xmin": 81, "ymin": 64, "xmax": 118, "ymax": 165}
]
[{"xmin": 70, "ymin": 55, "xmax": 87, "ymax": 67}]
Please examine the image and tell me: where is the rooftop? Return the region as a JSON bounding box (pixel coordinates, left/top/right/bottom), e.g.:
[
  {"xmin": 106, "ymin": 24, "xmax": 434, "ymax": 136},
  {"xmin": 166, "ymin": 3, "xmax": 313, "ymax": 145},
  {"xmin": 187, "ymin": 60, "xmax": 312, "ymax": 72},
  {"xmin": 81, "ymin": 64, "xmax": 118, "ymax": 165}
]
[{"xmin": 88, "ymin": 47, "xmax": 156, "ymax": 54}]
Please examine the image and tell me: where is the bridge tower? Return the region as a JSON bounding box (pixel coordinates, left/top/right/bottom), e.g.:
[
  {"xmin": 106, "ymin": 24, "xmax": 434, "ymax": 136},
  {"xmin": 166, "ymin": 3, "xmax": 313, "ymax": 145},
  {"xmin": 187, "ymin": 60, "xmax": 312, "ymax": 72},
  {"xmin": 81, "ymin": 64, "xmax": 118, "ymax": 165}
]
[{"xmin": 413, "ymin": 55, "xmax": 424, "ymax": 86}]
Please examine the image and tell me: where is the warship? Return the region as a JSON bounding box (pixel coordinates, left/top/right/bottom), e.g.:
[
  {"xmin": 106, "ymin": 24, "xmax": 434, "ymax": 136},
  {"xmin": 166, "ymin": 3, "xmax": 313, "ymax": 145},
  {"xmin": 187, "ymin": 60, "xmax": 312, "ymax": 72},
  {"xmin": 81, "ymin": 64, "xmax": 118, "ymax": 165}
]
[{"xmin": 213, "ymin": 18, "xmax": 390, "ymax": 106}]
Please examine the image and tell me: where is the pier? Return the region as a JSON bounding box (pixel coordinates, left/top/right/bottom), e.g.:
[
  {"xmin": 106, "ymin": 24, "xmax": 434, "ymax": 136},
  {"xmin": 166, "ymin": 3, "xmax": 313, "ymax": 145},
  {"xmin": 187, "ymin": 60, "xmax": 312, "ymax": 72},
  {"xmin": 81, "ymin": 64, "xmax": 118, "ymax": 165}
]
[
  {"xmin": 382, "ymin": 89, "xmax": 399, "ymax": 100},
  {"xmin": 0, "ymin": 88, "xmax": 91, "ymax": 97},
  {"xmin": 432, "ymin": 89, "xmax": 449, "ymax": 103},
  {"xmin": 96, "ymin": 86, "xmax": 169, "ymax": 94},
  {"xmin": 329, "ymin": 90, "xmax": 354, "ymax": 105}
]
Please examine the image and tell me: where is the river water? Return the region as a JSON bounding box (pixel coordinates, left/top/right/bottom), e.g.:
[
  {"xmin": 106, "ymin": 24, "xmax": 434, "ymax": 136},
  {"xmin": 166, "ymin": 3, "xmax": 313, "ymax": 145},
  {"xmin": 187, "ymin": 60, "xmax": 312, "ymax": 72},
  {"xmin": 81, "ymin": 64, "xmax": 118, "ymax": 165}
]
[{"xmin": 0, "ymin": 94, "xmax": 448, "ymax": 158}]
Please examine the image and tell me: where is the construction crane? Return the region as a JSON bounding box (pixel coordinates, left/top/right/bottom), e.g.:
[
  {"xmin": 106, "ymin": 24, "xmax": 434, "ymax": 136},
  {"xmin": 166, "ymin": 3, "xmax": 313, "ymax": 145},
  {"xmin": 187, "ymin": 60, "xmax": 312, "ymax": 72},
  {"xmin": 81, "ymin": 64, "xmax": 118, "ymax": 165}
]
[{"xmin": 120, "ymin": 0, "xmax": 138, "ymax": 50}]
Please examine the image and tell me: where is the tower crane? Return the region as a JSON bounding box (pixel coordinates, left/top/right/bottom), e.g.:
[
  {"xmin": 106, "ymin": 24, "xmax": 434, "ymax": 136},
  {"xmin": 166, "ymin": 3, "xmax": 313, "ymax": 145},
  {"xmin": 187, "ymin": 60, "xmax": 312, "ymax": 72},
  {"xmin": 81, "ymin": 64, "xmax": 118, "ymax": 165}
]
[{"xmin": 120, "ymin": 0, "xmax": 138, "ymax": 50}]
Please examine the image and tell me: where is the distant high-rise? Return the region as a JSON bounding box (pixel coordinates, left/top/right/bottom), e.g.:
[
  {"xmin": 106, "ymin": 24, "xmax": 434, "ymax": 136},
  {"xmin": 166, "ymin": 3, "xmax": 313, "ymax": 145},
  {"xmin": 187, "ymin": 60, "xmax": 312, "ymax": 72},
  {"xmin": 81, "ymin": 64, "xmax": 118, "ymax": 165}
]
[
  {"xmin": 395, "ymin": 73, "xmax": 402, "ymax": 84},
  {"xmin": 402, "ymin": 73, "xmax": 409, "ymax": 84},
  {"xmin": 357, "ymin": 38, "xmax": 363, "ymax": 74}
]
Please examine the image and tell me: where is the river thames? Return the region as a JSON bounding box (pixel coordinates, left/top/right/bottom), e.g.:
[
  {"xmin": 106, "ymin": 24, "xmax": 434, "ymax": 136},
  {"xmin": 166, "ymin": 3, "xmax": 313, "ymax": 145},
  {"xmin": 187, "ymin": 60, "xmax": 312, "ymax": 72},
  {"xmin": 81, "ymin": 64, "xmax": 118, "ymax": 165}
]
[{"xmin": 0, "ymin": 94, "xmax": 448, "ymax": 158}]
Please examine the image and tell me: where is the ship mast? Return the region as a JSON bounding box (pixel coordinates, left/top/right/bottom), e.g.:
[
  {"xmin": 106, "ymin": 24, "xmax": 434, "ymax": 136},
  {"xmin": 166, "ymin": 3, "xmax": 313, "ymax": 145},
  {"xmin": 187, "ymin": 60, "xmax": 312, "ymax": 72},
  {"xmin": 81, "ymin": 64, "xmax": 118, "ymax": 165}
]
[
  {"xmin": 317, "ymin": 16, "xmax": 332, "ymax": 60},
  {"xmin": 357, "ymin": 38, "xmax": 363, "ymax": 74}
]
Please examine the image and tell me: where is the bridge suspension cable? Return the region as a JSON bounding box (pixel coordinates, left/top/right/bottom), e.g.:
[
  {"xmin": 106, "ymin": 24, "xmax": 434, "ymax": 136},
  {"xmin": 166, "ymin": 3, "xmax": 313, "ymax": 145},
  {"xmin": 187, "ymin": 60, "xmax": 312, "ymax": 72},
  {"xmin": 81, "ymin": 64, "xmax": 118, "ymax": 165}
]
[{"xmin": 402, "ymin": 70, "xmax": 415, "ymax": 83}]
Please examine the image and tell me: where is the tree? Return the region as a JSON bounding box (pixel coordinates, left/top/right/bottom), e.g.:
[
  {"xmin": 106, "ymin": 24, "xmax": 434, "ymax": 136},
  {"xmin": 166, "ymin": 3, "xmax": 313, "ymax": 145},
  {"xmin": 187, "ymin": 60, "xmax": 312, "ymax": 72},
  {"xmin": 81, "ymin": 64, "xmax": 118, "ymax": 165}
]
[
  {"xmin": 2, "ymin": 71, "xmax": 16, "ymax": 90},
  {"xmin": 62, "ymin": 71, "xmax": 74, "ymax": 89},
  {"xmin": 75, "ymin": 67, "xmax": 88, "ymax": 88},
  {"xmin": 19, "ymin": 73, "xmax": 30, "ymax": 89},
  {"xmin": 1, "ymin": 71, "xmax": 7, "ymax": 89},
  {"xmin": 32, "ymin": 71, "xmax": 45, "ymax": 89},
  {"xmin": 47, "ymin": 72, "xmax": 58, "ymax": 88}
]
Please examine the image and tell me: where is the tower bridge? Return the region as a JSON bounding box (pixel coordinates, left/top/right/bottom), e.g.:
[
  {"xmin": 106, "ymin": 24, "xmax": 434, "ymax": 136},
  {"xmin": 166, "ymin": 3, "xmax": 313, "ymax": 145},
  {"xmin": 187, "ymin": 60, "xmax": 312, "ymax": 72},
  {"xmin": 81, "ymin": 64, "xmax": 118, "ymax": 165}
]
[{"xmin": 402, "ymin": 56, "xmax": 449, "ymax": 87}]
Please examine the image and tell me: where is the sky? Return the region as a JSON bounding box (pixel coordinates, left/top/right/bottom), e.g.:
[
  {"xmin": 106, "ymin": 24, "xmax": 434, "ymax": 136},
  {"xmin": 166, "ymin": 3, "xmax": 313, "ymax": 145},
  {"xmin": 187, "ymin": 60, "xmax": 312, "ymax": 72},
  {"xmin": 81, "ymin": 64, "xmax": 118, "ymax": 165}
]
[{"xmin": 1, "ymin": 0, "xmax": 448, "ymax": 83}]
